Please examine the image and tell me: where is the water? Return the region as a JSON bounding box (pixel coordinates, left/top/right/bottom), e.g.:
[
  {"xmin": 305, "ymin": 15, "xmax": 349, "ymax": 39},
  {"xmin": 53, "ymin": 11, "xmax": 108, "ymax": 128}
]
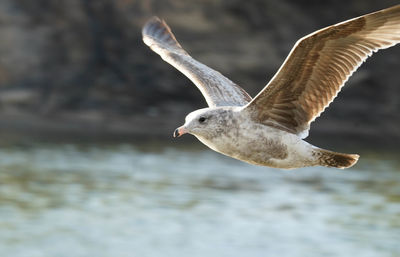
[{"xmin": 0, "ymin": 142, "xmax": 399, "ymax": 257}]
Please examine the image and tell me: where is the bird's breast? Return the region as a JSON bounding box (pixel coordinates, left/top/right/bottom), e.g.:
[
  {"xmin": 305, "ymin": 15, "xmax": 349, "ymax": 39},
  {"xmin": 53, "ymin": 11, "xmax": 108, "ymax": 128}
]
[{"xmin": 196, "ymin": 122, "xmax": 290, "ymax": 166}]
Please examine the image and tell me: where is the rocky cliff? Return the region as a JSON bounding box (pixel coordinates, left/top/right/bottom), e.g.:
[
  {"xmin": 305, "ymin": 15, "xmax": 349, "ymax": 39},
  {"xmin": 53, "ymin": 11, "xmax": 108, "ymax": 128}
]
[{"xmin": 0, "ymin": 0, "xmax": 399, "ymax": 148}]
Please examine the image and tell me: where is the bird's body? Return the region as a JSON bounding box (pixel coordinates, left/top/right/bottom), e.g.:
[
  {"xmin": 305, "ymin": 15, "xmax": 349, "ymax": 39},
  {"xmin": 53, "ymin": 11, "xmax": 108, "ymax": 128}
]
[
  {"xmin": 199, "ymin": 111, "xmax": 314, "ymax": 169},
  {"xmin": 142, "ymin": 5, "xmax": 400, "ymax": 169},
  {"xmin": 187, "ymin": 106, "xmax": 356, "ymax": 169},
  {"xmin": 189, "ymin": 107, "xmax": 295, "ymax": 167}
]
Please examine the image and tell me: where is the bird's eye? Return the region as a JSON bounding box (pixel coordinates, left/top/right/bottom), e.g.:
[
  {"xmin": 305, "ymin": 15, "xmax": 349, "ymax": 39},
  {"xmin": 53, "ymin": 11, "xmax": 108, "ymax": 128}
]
[{"xmin": 198, "ymin": 117, "xmax": 206, "ymax": 123}]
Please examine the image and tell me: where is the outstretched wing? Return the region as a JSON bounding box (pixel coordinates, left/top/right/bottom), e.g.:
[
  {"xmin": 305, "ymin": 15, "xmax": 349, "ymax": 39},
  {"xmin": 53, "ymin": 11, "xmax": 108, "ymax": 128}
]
[
  {"xmin": 243, "ymin": 5, "xmax": 400, "ymax": 138},
  {"xmin": 142, "ymin": 17, "xmax": 251, "ymax": 107}
]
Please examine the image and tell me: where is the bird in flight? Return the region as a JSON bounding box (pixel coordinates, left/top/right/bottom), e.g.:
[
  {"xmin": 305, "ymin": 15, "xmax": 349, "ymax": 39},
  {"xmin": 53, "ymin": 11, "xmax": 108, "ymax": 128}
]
[{"xmin": 142, "ymin": 5, "xmax": 400, "ymax": 169}]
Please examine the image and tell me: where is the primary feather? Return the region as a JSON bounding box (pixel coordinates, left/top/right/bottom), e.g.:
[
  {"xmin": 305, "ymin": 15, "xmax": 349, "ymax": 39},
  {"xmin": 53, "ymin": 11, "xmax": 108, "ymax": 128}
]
[
  {"xmin": 142, "ymin": 17, "xmax": 251, "ymax": 107},
  {"xmin": 244, "ymin": 5, "xmax": 400, "ymax": 138}
]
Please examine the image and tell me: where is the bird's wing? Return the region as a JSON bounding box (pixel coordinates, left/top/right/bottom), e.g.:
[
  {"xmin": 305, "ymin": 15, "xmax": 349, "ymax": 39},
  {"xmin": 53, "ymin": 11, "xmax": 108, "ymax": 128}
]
[
  {"xmin": 142, "ymin": 17, "xmax": 252, "ymax": 107},
  {"xmin": 242, "ymin": 5, "xmax": 400, "ymax": 138}
]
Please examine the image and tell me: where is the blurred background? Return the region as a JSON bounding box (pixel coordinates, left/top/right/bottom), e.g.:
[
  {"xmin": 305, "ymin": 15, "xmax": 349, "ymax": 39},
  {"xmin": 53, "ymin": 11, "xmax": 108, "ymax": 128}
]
[{"xmin": 0, "ymin": 1, "xmax": 399, "ymax": 257}]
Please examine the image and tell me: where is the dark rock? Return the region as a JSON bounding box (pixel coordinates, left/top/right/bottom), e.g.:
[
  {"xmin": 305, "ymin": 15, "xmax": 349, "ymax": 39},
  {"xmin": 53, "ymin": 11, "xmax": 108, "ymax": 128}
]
[{"xmin": 0, "ymin": 0, "xmax": 398, "ymax": 147}]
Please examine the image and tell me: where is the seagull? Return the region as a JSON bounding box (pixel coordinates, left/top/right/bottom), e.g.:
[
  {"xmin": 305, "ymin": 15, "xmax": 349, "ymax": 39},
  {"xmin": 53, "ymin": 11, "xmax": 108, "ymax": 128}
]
[{"xmin": 142, "ymin": 5, "xmax": 400, "ymax": 169}]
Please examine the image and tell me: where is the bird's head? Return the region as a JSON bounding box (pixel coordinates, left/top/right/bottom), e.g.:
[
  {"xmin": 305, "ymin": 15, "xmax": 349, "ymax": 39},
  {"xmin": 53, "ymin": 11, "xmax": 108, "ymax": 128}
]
[{"xmin": 173, "ymin": 107, "xmax": 234, "ymax": 140}]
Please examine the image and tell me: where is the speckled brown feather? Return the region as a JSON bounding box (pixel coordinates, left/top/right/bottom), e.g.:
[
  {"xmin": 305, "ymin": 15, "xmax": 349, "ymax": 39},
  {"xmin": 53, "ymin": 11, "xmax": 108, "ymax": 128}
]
[
  {"xmin": 142, "ymin": 17, "xmax": 252, "ymax": 107},
  {"xmin": 245, "ymin": 5, "xmax": 400, "ymax": 137}
]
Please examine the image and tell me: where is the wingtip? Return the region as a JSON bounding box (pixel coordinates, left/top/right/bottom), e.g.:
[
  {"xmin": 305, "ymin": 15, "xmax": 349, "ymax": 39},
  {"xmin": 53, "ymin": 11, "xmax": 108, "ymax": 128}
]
[
  {"xmin": 142, "ymin": 16, "xmax": 170, "ymax": 36},
  {"xmin": 142, "ymin": 16, "xmax": 187, "ymax": 55},
  {"xmin": 142, "ymin": 16, "xmax": 162, "ymax": 37},
  {"xmin": 145, "ymin": 16, "xmax": 163, "ymax": 27}
]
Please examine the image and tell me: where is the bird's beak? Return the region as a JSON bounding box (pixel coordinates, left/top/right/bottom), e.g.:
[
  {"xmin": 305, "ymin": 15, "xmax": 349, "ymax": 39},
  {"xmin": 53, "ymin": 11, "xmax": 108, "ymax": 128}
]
[{"xmin": 173, "ymin": 126, "xmax": 187, "ymax": 138}]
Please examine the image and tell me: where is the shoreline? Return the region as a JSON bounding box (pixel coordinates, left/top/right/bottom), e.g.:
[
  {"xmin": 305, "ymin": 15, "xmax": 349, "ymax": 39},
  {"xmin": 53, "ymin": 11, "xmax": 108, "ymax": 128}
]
[{"xmin": 0, "ymin": 112, "xmax": 398, "ymax": 153}]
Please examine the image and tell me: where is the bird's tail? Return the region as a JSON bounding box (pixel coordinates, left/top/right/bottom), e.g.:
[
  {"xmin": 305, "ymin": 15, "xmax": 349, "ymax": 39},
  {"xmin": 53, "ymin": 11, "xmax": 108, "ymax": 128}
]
[{"xmin": 314, "ymin": 148, "xmax": 359, "ymax": 169}]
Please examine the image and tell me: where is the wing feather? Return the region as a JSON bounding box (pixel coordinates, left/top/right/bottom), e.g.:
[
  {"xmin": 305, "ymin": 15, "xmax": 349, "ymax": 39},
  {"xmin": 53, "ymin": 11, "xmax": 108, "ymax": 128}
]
[
  {"xmin": 142, "ymin": 17, "xmax": 251, "ymax": 107},
  {"xmin": 243, "ymin": 5, "xmax": 400, "ymax": 138}
]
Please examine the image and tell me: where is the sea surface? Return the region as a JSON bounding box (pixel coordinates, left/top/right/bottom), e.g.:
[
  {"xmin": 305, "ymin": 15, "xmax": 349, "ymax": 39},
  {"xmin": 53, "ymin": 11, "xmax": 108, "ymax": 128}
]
[{"xmin": 0, "ymin": 141, "xmax": 399, "ymax": 257}]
